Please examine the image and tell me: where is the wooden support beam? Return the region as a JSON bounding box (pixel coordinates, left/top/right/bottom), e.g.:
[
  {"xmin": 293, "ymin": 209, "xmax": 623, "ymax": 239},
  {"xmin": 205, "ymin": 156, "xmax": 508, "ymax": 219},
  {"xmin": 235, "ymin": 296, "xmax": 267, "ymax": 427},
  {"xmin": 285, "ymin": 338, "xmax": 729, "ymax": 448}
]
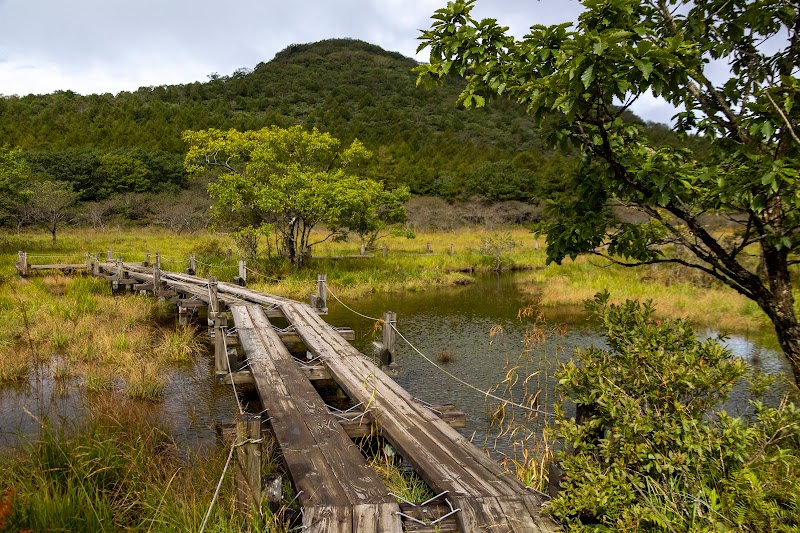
[
  {"xmin": 236, "ymin": 414, "xmax": 262, "ymax": 515},
  {"xmin": 217, "ymin": 403, "xmax": 466, "ymax": 440},
  {"xmin": 214, "ymin": 314, "xmax": 229, "ymax": 375}
]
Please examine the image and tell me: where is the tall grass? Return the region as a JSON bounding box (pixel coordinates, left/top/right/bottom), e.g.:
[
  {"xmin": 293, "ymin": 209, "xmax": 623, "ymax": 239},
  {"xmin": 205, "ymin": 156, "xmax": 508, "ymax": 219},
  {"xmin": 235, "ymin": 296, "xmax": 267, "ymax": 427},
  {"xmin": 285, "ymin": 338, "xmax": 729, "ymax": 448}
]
[
  {"xmin": 0, "ymin": 396, "xmax": 290, "ymax": 532},
  {"xmin": 485, "ymin": 304, "xmax": 564, "ymax": 493}
]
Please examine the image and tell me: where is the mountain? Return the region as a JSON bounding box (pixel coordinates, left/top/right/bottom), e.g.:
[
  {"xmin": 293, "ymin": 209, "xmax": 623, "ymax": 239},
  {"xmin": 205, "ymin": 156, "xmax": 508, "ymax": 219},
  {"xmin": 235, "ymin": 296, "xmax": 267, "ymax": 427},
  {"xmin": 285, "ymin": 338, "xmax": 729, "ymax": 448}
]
[{"xmin": 0, "ymin": 38, "xmax": 577, "ymax": 202}]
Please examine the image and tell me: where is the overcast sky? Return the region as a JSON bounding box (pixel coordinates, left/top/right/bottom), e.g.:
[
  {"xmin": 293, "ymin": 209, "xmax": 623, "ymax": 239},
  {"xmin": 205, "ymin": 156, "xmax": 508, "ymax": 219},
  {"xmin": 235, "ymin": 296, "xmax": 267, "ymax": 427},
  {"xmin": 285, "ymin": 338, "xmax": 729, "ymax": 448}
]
[{"xmin": 0, "ymin": 0, "xmax": 678, "ymax": 125}]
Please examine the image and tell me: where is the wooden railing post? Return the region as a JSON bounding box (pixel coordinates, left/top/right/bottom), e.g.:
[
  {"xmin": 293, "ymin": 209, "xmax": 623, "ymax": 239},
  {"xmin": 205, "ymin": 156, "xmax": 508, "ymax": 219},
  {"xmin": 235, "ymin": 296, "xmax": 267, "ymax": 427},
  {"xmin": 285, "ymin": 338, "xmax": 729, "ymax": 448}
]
[
  {"xmin": 153, "ymin": 265, "xmax": 161, "ymax": 299},
  {"xmin": 186, "ymin": 253, "xmax": 196, "ymax": 275},
  {"xmin": 310, "ymin": 274, "xmax": 327, "ymax": 311},
  {"xmin": 236, "ymin": 260, "xmax": 247, "ymax": 286},
  {"xmin": 236, "ymin": 414, "xmax": 262, "ymax": 516},
  {"xmin": 16, "ymin": 251, "xmax": 28, "ymax": 277},
  {"xmin": 382, "ymin": 310, "xmax": 397, "ymax": 367},
  {"xmin": 360, "ymin": 242, "xmax": 366, "ymax": 256},
  {"xmin": 215, "ymin": 313, "xmax": 228, "ymax": 375},
  {"xmin": 144, "ymin": 252, "xmax": 151, "ymax": 267},
  {"xmin": 208, "ymin": 276, "xmax": 218, "ymax": 321},
  {"xmin": 107, "ymin": 249, "xmax": 113, "ymax": 262},
  {"xmin": 155, "ymin": 252, "xmax": 161, "ymax": 270},
  {"xmin": 92, "ymin": 253, "xmax": 99, "ymax": 276},
  {"xmin": 85, "ymin": 252, "xmax": 91, "ymax": 271}
]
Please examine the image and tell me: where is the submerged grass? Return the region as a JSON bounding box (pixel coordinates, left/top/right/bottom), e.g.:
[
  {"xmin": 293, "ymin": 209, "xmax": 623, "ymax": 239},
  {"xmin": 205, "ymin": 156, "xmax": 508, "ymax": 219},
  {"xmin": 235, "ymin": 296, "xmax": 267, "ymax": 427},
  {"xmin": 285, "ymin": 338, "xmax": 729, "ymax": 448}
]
[{"xmin": 0, "ymin": 396, "xmax": 289, "ymax": 532}]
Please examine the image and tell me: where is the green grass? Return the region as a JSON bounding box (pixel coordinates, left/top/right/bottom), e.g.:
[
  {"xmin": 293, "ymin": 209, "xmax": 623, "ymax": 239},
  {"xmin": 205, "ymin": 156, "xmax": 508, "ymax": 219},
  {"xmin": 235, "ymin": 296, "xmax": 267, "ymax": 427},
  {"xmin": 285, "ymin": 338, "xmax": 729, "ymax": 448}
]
[{"xmin": 0, "ymin": 397, "xmax": 289, "ymax": 532}]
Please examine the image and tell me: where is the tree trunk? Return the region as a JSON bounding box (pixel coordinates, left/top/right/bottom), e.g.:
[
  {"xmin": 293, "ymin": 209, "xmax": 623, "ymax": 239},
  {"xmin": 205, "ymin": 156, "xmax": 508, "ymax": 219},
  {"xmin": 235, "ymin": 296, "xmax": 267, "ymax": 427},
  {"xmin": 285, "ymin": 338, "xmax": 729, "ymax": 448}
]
[
  {"xmin": 50, "ymin": 223, "xmax": 57, "ymax": 243},
  {"xmin": 762, "ymin": 245, "xmax": 800, "ymax": 386}
]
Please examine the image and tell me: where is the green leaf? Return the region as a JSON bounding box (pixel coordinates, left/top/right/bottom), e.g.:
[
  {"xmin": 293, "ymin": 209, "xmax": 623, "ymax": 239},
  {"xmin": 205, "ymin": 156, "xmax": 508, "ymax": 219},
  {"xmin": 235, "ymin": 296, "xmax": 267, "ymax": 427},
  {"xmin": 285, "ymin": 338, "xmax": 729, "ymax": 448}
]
[
  {"xmin": 761, "ymin": 120, "xmax": 775, "ymax": 139},
  {"xmin": 581, "ymin": 65, "xmax": 595, "ymax": 89}
]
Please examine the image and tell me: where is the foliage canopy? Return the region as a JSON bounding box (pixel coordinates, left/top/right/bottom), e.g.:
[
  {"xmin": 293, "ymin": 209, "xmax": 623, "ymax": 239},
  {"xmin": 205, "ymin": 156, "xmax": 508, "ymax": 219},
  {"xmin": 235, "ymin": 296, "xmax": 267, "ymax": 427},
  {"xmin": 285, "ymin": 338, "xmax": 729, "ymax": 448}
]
[
  {"xmin": 417, "ymin": 0, "xmax": 800, "ymax": 385},
  {"xmin": 183, "ymin": 125, "xmax": 409, "ymax": 267}
]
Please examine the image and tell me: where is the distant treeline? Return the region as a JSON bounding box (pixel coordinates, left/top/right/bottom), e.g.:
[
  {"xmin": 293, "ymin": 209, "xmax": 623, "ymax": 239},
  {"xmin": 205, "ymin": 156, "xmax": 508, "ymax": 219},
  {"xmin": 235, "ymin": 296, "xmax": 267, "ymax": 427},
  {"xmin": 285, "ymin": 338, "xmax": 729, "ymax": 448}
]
[{"xmin": 0, "ymin": 38, "xmax": 701, "ymax": 206}]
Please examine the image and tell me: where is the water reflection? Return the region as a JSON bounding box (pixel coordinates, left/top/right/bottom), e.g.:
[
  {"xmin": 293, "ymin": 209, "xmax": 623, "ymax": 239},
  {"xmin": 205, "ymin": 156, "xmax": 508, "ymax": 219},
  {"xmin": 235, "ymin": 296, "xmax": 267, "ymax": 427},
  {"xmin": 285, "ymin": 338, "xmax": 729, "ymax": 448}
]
[{"xmin": 325, "ymin": 274, "xmax": 795, "ymax": 452}]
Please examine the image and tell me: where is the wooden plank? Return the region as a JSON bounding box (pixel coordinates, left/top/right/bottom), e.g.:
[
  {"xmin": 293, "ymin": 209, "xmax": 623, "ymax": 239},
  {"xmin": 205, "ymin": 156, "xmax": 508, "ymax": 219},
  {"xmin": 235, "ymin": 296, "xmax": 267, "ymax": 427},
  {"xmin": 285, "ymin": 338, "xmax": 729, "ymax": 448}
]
[
  {"xmin": 282, "ymin": 302, "xmax": 515, "ymax": 497},
  {"xmin": 303, "ymin": 506, "xmax": 351, "ymax": 533},
  {"xmin": 230, "ymin": 304, "xmax": 397, "ymax": 519},
  {"xmin": 29, "ymin": 263, "xmax": 88, "ymax": 270}
]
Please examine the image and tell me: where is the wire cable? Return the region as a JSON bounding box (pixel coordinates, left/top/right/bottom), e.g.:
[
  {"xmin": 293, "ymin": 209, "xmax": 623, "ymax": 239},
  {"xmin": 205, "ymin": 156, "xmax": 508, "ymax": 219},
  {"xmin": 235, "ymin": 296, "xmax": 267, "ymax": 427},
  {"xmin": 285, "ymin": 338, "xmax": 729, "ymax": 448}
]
[
  {"xmin": 390, "ymin": 324, "xmax": 556, "ymax": 417},
  {"xmin": 325, "ymin": 284, "xmax": 382, "ymax": 322},
  {"xmin": 198, "ymin": 438, "xmax": 236, "ymax": 533}
]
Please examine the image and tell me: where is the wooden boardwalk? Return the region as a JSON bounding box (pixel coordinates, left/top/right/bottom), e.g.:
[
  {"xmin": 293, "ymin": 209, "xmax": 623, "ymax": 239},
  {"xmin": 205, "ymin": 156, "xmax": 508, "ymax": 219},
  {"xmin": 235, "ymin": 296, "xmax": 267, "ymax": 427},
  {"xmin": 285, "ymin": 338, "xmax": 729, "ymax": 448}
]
[{"xmin": 22, "ymin": 255, "xmax": 558, "ymax": 533}]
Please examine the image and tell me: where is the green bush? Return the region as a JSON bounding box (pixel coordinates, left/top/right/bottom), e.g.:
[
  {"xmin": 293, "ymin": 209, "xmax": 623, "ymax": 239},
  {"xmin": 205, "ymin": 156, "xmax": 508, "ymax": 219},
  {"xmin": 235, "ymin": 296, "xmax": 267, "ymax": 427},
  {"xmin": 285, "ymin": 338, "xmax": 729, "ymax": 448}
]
[{"xmin": 550, "ymin": 292, "xmax": 800, "ymax": 532}]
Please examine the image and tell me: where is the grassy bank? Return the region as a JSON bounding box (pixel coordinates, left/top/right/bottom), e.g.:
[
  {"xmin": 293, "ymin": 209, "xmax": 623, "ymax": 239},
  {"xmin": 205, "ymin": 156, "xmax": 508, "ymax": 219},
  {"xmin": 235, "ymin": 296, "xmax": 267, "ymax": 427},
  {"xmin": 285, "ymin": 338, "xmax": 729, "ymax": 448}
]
[{"xmin": 1, "ymin": 226, "xmax": 780, "ymax": 336}]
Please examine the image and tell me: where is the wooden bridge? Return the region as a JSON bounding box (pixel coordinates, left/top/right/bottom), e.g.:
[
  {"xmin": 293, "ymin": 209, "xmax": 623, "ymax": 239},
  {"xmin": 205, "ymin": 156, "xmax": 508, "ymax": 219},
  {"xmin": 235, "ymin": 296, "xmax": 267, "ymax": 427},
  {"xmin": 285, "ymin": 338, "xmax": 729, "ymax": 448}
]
[{"xmin": 16, "ymin": 252, "xmax": 558, "ymax": 533}]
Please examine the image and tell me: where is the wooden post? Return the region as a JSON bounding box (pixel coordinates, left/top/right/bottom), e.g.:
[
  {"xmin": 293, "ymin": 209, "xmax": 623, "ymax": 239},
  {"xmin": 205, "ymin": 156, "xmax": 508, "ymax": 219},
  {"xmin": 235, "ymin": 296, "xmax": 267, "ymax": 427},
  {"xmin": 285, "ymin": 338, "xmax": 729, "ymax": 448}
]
[
  {"xmin": 426, "ymin": 242, "xmax": 432, "ymax": 254},
  {"xmin": 449, "ymin": 243, "xmax": 455, "ymax": 256},
  {"xmin": 236, "ymin": 260, "xmax": 247, "ymax": 286},
  {"xmin": 311, "ymin": 274, "xmax": 327, "ymax": 311},
  {"xmin": 144, "ymin": 252, "xmax": 151, "ymax": 267},
  {"xmin": 360, "ymin": 242, "xmax": 366, "ymax": 256},
  {"xmin": 208, "ymin": 276, "xmax": 219, "ymax": 327},
  {"xmin": 153, "ymin": 265, "xmax": 161, "ymax": 299},
  {"xmin": 16, "ymin": 251, "xmax": 28, "ymax": 277},
  {"xmin": 186, "ymin": 253, "xmax": 196, "ymax": 275},
  {"xmin": 107, "ymin": 249, "xmax": 113, "ymax": 262},
  {"xmin": 92, "ymin": 253, "xmax": 99, "ymax": 276},
  {"xmin": 85, "ymin": 252, "xmax": 91, "ymax": 271},
  {"xmin": 382, "ymin": 244, "xmax": 388, "ymax": 258},
  {"xmin": 215, "ymin": 314, "xmax": 228, "ymax": 375},
  {"xmin": 116, "ymin": 258, "xmax": 124, "ymax": 277},
  {"xmin": 236, "ymin": 414, "xmax": 262, "ymax": 516},
  {"xmin": 155, "ymin": 252, "xmax": 161, "ymax": 270},
  {"xmin": 382, "ymin": 311, "xmax": 397, "ymax": 367},
  {"xmin": 178, "ymin": 305, "xmax": 188, "ymax": 326}
]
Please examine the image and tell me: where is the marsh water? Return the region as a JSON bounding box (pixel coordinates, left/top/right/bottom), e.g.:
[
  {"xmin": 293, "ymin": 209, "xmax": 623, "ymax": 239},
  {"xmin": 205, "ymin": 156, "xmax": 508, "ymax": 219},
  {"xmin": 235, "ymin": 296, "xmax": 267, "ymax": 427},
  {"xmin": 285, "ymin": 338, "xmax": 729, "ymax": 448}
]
[{"xmin": 0, "ymin": 273, "xmax": 794, "ymax": 454}]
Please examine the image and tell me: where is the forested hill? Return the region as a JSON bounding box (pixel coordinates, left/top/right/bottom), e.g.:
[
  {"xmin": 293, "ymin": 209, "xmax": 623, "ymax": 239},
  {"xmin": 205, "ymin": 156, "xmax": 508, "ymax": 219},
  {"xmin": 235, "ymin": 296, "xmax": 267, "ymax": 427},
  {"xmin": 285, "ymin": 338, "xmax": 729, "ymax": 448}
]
[{"xmin": 0, "ymin": 38, "xmax": 666, "ymax": 202}]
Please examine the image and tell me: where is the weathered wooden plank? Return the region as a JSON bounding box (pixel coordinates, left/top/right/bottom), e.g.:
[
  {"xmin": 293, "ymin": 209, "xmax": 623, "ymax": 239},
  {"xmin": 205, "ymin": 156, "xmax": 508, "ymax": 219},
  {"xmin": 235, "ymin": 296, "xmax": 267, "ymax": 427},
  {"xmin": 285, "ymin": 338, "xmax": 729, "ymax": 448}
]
[
  {"xmin": 29, "ymin": 263, "xmax": 88, "ymax": 271},
  {"xmin": 303, "ymin": 505, "xmax": 351, "ymax": 533},
  {"xmin": 231, "ymin": 304, "xmax": 398, "ymax": 525},
  {"xmin": 283, "ymin": 301, "xmax": 515, "ymax": 497}
]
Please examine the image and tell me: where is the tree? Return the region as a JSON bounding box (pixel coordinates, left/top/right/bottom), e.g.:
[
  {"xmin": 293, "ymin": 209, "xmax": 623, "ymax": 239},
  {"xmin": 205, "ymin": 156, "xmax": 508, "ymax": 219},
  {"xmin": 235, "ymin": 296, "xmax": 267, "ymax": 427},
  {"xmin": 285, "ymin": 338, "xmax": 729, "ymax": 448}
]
[
  {"xmin": 27, "ymin": 180, "xmax": 79, "ymax": 242},
  {"xmin": 183, "ymin": 126, "xmax": 407, "ymax": 267},
  {"xmin": 339, "ymin": 185, "xmax": 411, "ymax": 251},
  {"xmin": 0, "ymin": 145, "xmax": 32, "ymax": 223},
  {"xmin": 417, "ymin": 0, "xmax": 800, "ymax": 386}
]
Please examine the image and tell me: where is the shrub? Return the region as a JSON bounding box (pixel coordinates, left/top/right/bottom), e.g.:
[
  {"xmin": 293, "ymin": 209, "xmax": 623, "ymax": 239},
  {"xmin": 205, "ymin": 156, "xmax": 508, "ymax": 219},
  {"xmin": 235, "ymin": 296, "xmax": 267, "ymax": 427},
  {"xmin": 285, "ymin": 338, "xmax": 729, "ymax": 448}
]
[{"xmin": 549, "ymin": 292, "xmax": 800, "ymax": 532}]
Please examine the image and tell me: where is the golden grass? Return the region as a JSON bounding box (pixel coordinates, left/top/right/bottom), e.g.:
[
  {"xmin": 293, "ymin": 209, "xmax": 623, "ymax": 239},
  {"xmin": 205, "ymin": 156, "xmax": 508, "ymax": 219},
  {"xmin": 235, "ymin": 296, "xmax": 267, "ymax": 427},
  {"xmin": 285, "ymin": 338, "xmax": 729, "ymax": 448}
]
[{"xmin": 1, "ymin": 225, "xmax": 784, "ymax": 353}]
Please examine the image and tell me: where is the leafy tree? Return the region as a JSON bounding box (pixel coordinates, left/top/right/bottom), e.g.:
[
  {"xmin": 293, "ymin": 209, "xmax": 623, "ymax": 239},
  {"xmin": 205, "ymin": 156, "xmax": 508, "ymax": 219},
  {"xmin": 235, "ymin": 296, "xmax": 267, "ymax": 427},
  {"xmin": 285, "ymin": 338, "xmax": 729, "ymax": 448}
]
[
  {"xmin": 0, "ymin": 146, "xmax": 32, "ymax": 222},
  {"xmin": 417, "ymin": 0, "xmax": 800, "ymax": 386},
  {"xmin": 338, "ymin": 184, "xmax": 411, "ymax": 251},
  {"xmin": 551, "ymin": 293, "xmax": 800, "ymax": 531},
  {"xmin": 183, "ymin": 125, "xmax": 407, "ymax": 267}
]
